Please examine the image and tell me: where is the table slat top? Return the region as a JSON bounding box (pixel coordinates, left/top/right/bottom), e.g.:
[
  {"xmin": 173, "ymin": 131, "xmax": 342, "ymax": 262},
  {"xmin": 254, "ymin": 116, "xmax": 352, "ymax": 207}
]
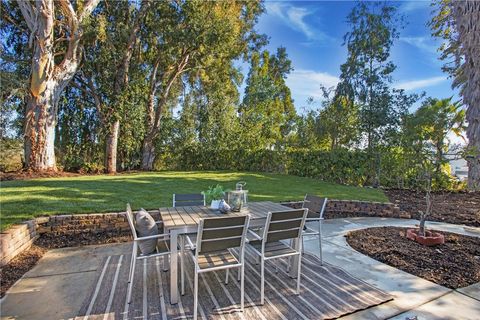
[{"xmin": 160, "ymin": 201, "xmax": 291, "ymax": 229}]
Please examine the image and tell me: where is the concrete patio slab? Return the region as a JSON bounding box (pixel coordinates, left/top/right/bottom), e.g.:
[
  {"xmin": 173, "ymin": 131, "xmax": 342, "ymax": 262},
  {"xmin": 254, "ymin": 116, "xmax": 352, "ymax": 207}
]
[
  {"xmin": 389, "ymin": 291, "xmax": 480, "ymax": 320},
  {"xmin": 1, "ymin": 270, "xmax": 97, "ymax": 320},
  {"xmin": 1, "ymin": 218, "xmax": 478, "ymax": 320},
  {"xmin": 26, "ymin": 243, "xmax": 129, "ymax": 278},
  {"xmin": 457, "ymin": 282, "xmax": 480, "ymax": 301}
]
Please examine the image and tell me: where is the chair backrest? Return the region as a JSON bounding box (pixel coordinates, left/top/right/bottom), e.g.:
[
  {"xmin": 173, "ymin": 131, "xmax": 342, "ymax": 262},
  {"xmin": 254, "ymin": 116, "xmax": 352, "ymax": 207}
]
[
  {"xmin": 302, "ymin": 195, "xmax": 328, "ymax": 220},
  {"xmin": 263, "ymin": 209, "xmax": 308, "ymax": 243},
  {"xmin": 125, "ymin": 203, "xmax": 138, "ymax": 240},
  {"xmin": 173, "ymin": 193, "xmax": 205, "ymax": 207},
  {"xmin": 196, "ymin": 215, "xmax": 250, "ymax": 254}
]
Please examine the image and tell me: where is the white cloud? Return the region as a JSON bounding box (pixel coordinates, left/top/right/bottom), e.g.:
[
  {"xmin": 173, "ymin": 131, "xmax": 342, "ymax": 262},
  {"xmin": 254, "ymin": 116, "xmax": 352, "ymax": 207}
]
[
  {"xmin": 265, "ymin": 2, "xmax": 330, "ymax": 42},
  {"xmin": 399, "ymin": 1, "xmax": 430, "ymax": 13},
  {"xmin": 395, "ymin": 76, "xmax": 447, "ymax": 91},
  {"xmin": 400, "ymin": 36, "xmax": 438, "ymax": 54},
  {"xmin": 286, "ymin": 69, "xmax": 340, "ymax": 99}
]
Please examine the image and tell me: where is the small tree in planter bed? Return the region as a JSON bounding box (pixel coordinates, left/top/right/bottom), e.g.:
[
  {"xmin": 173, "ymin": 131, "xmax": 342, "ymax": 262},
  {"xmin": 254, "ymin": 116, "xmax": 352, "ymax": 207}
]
[{"xmin": 406, "ymin": 162, "xmax": 445, "ymax": 246}]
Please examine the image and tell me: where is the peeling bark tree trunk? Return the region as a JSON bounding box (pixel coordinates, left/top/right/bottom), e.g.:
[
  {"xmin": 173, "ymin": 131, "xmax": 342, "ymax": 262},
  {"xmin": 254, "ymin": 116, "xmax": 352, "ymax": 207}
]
[
  {"xmin": 17, "ymin": 0, "xmax": 99, "ymax": 171},
  {"xmin": 24, "ymin": 86, "xmax": 59, "ymax": 171},
  {"xmin": 451, "ymin": 2, "xmax": 480, "ymax": 190},
  {"xmin": 105, "ymin": 120, "xmax": 120, "ymax": 173}
]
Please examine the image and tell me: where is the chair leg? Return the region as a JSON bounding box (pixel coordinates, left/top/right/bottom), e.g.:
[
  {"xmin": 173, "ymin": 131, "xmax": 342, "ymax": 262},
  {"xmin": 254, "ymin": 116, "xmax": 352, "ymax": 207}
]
[
  {"xmin": 240, "ymin": 264, "xmax": 245, "ymax": 312},
  {"xmin": 296, "ymin": 253, "xmax": 302, "ymax": 295},
  {"xmin": 163, "ymin": 254, "xmax": 168, "ymax": 272},
  {"xmin": 127, "ymin": 244, "xmax": 137, "ymax": 304},
  {"xmin": 225, "ymin": 269, "xmax": 229, "ymax": 284},
  {"xmin": 260, "ymin": 257, "xmax": 265, "ymax": 305},
  {"xmin": 180, "ymin": 236, "xmax": 185, "ymax": 295},
  {"xmin": 237, "ymin": 266, "xmax": 241, "ymax": 281},
  {"xmin": 302, "ymin": 236, "xmax": 305, "ymax": 254},
  {"xmin": 128, "ymin": 243, "xmax": 136, "ymax": 283},
  {"xmin": 193, "ymin": 271, "xmax": 199, "ymax": 320},
  {"xmin": 319, "ymin": 220, "xmax": 323, "ymax": 265}
]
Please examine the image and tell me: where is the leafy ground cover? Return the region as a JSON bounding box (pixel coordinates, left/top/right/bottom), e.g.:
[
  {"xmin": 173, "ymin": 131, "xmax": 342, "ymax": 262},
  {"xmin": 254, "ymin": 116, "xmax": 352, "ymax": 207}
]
[
  {"xmin": 346, "ymin": 227, "xmax": 480, "ymax": 289},
  {"xmin": 0, "ymin": 171, "xmax": 387, "ymax": 231}
]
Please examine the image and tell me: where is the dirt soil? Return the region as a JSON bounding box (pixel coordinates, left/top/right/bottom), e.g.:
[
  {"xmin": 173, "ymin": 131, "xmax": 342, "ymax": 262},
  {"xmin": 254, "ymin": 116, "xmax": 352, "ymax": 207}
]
[
  {"xmin": 0, "ymin": 170, "xmax": 80, "ymax": 181},
  {"xmin": 0, "ymin": 232, "xmax": 130, "ymax": 298},
  {"xmin": 346, "ymin": 226, "xmax": 480, "ymax": 289},
  {"xmin": 385, "ymin": 189, "xmax": 480, "ymax": 227},
  {"xmin": 0, "ymin": 169, "xmax": 143, "ymax": 181}
]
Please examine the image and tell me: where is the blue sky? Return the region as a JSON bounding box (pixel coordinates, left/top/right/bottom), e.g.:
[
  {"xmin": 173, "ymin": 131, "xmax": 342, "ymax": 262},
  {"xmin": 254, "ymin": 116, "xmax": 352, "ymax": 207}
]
[{"xmin": 244, "ymin": 0, "xmax": 459, "ymax": 113}]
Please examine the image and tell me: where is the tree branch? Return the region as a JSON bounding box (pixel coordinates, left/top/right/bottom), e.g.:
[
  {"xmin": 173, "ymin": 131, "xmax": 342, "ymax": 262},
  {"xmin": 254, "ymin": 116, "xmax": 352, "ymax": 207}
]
[
  {"xmin": 16, "ymin": 0, "xmax": 36, "ymax": 32},
  {"xmin": 79, "ymin": 0, "xmax": 101, "ymax": 23}
]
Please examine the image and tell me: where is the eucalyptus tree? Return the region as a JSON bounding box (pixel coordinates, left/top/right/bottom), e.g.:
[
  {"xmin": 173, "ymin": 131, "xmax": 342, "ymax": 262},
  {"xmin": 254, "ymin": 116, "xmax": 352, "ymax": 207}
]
[
  {"xmin": 139, "ymin": 0, "xmax": 264, "ymax": 170},
  {"xmin": 338, "ymin": 1, "xmax": 402, "ymax": 150},
  {"xmin": 430, "ymin": 0, "xmax": 480, "ymax": 190},
  {"xmin": 240, "ymin": 48, "xmax": 296, "ymax": 150},
  {"xmin": 13, "ymin": 0, "xmax": 99, "ymax": 171},
  {"xmin": 74, "ymin": 0, "xmax": 152, "ymax": 173}
]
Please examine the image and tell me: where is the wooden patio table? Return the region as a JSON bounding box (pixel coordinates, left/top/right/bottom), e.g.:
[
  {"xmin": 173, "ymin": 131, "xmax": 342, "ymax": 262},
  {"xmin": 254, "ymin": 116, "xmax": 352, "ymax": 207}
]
[{"xmin": 159, "ymin": 201, "xmax": 299, "ymax": 304}]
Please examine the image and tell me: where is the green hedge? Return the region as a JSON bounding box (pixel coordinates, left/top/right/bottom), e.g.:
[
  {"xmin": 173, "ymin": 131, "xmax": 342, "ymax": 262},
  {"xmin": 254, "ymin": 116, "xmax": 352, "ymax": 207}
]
[{"xmin": 155, "ymin": 146, "xmax": 444, "ymax": 188}]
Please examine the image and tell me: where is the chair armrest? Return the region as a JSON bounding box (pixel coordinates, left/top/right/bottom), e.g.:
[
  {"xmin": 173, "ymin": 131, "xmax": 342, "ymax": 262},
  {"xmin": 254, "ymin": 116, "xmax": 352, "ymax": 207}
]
[
  {"xmin": 135, "ymin": 233, "xmax": 169, "ymax": 241},
  {"xmin": 184, "ymin": 234, "xmax": 196, "ymax": 249},
  {"xmin": 247, "ymin": 229, "xmax": 263, "ymax": 241}
]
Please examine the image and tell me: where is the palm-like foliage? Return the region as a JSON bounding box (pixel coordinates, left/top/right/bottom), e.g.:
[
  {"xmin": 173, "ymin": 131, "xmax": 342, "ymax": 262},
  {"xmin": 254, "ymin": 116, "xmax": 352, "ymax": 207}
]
[{"xmin": 431, "ymin": 0, "xmax": 480, "ymax": 190}]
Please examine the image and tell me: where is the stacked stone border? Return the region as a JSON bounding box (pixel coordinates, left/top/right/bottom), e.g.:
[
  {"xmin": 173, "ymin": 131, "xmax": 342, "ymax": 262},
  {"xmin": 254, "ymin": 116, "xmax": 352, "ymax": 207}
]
[{"xmin": 1, "ymin": 200, "xmax": 409, "ymax": 266}]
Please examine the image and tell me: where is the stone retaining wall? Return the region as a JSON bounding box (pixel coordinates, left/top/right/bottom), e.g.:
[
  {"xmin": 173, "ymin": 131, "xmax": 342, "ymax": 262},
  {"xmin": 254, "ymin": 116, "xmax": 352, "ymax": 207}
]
[
  {"xmin": 0, "ymin": 221, "xmax": 37, "ymax": 266},
  {"xmin": 1, "ymin": 200, "xmax": 410, "ymax": 266},
  {"xmin": 281, "ymin": 199, "xmax": 411, "ymax": 219}
]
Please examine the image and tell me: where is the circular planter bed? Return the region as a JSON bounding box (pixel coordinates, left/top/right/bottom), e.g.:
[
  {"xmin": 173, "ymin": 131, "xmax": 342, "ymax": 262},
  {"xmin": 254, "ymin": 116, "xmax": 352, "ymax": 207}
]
[{"xmin": 346, "ymin": 226, "xmax": 480, "ymax": 289}]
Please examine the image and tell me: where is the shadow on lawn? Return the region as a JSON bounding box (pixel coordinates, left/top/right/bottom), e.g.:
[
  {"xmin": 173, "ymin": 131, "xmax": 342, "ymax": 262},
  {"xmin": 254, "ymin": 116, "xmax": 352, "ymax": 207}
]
[{"xmin": 1, "ymin": 171, "xmax": 386, "ymax": 229}]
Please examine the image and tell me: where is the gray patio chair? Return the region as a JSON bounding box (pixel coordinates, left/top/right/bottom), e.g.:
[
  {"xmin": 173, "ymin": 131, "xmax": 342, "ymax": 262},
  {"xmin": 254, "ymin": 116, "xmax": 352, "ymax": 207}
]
[
  {"xmin": 247, "ymin": 208, "xmax": 308, "ymax": 305},
  {"xmin": 185, "ymin": 215, "xmax": 250, "ymax": 320},
  {"xmin": 173, "ymin": 193, "xmax": 206, "ymax": 207},
  {"xmin": 173, "ymin": 193, "xmax": 206, "ymax": 283},
  {"xmin": 302, "ymin": 194, "xmax": 328, "ymax": 264},
  {"xmin": 125, "ymin": 203, "xmax": 175, "ymax": 304}
]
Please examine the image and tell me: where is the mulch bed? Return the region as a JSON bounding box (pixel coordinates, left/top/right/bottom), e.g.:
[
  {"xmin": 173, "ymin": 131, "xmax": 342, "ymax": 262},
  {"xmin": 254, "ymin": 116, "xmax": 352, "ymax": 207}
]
[
  {"xmin": 385, "ymin": 189, "xmax": 480, "ymax": 227},
  {"xmin": 0, "ymin": 232, "xmax": 131, "ymax": 298},
  {"xmin": 346, "ymin": 226, "xmax": 480, "ymax": 289},
  {"xmin": 0, "ymin": 245, "xmax": 47, "ymax": 298},
  {"xmin": 0, "ymin": 169, "xmax": 143, "ymax": 181}
]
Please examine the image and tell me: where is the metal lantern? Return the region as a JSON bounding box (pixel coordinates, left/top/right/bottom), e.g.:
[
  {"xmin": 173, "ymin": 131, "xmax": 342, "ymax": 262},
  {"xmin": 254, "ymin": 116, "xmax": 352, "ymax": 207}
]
[{"xmin": 227, "ymin": 181, "xmax": 248, "ymax": 212}]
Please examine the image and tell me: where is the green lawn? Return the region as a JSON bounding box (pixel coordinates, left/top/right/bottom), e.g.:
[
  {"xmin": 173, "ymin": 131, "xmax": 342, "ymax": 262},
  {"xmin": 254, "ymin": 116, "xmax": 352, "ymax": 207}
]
[{"xmin": 0, "ymin": 171, "xmax": 387, "ymax": 231}]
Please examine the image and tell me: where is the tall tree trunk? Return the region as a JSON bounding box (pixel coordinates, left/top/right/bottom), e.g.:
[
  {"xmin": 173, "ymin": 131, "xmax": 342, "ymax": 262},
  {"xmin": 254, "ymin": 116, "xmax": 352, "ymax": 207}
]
[
  {"xmin": 24, "ymin": 86, "xmax": 58, "ymax": 171},
  {"xmin": 451, "ymin": 2, "xmax": 480, "ymax": 190},
  {"xmin": 140, "ymin": 53, "xmax": 189, "ymax": 170},
  {"xmin": 22, "ymin": 0, "xmax": 56, "ymax": 170},
  {"xmin": 17, "ymin": 0, "xmax": 99, "ymax": 171},
  {"xmin": 105, "ymin": 120, "xmax": 120, "ymax": 173},
  {"xmin": 141, "ymin": 133, "xmax": 156, "ymax": 170}
]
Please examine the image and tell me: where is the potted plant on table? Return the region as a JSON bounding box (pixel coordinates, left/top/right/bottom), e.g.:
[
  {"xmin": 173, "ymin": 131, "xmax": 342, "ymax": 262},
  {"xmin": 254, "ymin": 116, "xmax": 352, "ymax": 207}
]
[{"xmin": 202, "ymin": 184, "xmax": 228, "ymax": 209}]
